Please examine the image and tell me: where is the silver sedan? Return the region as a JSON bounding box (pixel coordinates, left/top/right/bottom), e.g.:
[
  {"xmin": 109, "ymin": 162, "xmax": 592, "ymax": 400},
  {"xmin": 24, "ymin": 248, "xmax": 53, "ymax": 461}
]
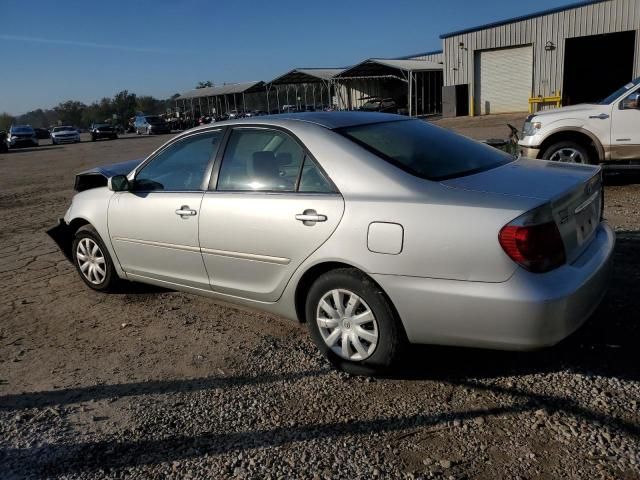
[{"xmin": 62, "ymin": 112, "xmax": 615, "ymax": 373}]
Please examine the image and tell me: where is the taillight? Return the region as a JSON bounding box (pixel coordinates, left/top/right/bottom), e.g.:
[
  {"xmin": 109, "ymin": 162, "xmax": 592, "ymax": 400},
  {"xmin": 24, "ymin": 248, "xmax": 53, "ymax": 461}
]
[{"xmin": 499, "ymin": 216, "xmax": 566, "ymax": 273}]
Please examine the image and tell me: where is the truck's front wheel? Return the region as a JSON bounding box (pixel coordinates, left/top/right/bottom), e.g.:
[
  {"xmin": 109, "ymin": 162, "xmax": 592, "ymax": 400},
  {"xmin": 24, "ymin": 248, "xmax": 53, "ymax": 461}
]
[{"xmin": 542, "ymin": 141, "xmax": 592, "ymax": 165}]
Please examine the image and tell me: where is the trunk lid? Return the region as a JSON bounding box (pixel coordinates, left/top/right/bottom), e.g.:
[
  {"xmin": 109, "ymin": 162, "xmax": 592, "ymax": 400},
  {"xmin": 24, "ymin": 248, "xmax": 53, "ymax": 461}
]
[{"xmin": 442, "ymin": 158, "xmax": 603, "ymax": 263}]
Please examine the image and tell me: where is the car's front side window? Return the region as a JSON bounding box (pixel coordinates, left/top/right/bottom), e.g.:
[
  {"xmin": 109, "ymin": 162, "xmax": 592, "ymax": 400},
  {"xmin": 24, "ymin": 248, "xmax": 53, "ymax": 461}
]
[
  {"xmin": 620, "ymin": 90, "xmax": 640, "ymax": 110},
  {"xmin": 134, "ymin": 130, "xmax": 223, "ymax": 191},
  {"xmin": 217, "ymin": 128, "xmax": 305, "ymax": 192}
]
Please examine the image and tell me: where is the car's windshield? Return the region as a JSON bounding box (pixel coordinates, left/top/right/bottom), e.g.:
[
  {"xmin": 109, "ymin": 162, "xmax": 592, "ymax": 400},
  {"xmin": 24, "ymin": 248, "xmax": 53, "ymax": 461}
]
[
  {"xmin": 10, "ymin": 126, "xmax": 33, "ymax": 134},
  {"xmin": 145, "ymin": 116, "xmax": 164, "ymax": 124},
  {"xmin": 337, "ymin": 119, "xmax": 514, "ymax": 181},
  {"xmin": 361, "ymin": 100, "xmax": 382, "ymax": 110},
  {"xmin": 94, "ymin": 124, "xmax": 109, "ymax": 128},
  {"xmin": 598, "ymin": 78, "xmax": 640, "ymax": 104},
  {"xmin": 53, "ymin": 126, "xmax": 74, "ymax": 132}
]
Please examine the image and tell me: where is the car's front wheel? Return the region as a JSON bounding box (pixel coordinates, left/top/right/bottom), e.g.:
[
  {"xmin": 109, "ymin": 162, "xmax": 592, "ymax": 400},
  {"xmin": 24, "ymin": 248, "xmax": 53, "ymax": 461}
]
[
  {"xmin": 305, "ymin": 268, "xmax": 405, "ymax": 375},
  {"xmin": 72, "ymin": 225, "xmax": 119, "ymax": 291},
  {"xmin": 542, "ymin": 141, "xmax": 593, "ymax": 164}
]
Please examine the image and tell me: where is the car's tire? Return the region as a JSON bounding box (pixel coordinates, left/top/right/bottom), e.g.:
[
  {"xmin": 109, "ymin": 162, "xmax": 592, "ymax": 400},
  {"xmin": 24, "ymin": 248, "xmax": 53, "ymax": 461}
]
[
  {"xmin": 72, "ymin": 225, "xmax": 120, "ymax": 292},
  {"xmin": 305, "ymin": 268, "xmax": 406, "ymax": 375},
  {"xmin": 147, "ymin": 127, "xmax": 152, "ymax": 135},
  {"xmin": 91, "ymin": 135, "xmax": 96, "ymax": 142},
  {"xmin": 542, "ymin": 140, "xmax": 593, "ymax": 165}
]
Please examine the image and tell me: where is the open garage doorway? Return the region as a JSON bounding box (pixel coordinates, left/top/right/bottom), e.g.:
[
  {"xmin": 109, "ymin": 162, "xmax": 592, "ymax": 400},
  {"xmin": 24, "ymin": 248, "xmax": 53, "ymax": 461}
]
[{"xmin": 563, "ymin": 31, "xmax": 636, "ymax": 105}]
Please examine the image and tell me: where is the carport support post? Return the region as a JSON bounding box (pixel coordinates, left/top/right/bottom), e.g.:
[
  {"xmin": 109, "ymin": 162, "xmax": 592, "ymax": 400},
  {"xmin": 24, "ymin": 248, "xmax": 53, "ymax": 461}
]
[
  {"xmin": 265, "ymin": 86, "xmax": 270, "ymax": 113},
  {"xmin": 408, "ymin": 71, "xmax": 413, "ymax": 117}
]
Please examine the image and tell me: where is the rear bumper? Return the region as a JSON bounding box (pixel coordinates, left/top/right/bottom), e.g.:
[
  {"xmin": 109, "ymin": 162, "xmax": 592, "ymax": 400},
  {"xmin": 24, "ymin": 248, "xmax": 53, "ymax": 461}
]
[{"xmin": 374, "ymin": 223, "xmax": 615, "ymax": 350}]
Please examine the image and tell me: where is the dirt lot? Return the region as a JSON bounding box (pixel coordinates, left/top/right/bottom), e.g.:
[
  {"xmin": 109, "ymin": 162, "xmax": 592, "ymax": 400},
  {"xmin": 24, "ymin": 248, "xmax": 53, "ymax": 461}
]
[{"xmin": 1, "ymin": 126, "xmax": 639, "ymax": 480}]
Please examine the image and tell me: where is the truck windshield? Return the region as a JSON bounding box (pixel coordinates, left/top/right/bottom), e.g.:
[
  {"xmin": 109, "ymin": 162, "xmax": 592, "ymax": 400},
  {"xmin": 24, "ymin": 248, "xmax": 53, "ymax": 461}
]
[
  {"xmin": 599, "ymin": 78, "xmax": 640, "ymax": 104},
  {"xmin": 337, "ymin": 119, "xmax": 514, "ymax": 181}
]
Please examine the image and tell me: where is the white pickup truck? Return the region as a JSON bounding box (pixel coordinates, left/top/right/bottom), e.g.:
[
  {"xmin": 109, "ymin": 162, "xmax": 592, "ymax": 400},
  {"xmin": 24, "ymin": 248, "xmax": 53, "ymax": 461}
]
[{"xmin": 519, "ymin": 78, "xmax": 640, "ymax": 167}]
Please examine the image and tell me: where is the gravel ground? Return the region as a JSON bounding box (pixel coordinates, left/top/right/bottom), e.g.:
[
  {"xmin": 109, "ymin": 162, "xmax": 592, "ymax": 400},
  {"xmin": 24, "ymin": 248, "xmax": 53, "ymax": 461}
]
[{"xmin": 0, "ymin": 129, "xmax": 639, "ymax": 480}]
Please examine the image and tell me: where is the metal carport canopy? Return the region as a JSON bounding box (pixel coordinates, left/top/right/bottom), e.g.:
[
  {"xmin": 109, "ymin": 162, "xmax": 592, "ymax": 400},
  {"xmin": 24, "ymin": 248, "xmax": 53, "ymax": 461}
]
[
  {"xmin": 335, "ymin": 58, "xmax": 443, "ymax": 80},
  {"xmin": 335, "ymin": 58, "xmax": 443, "ymax": 116},
  {"xmin": 176, "ymin": 81, "xmax": 265, "ymax": 100},
  {"xmin": 268, "ymin": 68, "xmax": 345, "ymax": 85}
]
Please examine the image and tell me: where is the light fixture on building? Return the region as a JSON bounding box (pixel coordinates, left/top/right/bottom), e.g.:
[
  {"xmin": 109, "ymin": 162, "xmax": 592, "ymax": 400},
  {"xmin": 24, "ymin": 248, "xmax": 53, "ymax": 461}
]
[{"xmin": 545, "ymin": 41, "xmax": 556, "ymax": 51}]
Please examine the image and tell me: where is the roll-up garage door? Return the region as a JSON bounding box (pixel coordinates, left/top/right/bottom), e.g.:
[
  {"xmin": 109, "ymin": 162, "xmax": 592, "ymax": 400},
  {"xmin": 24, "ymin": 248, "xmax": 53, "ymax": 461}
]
[{"xmin": 475, "ymin": 45, "xmax": 533, "ymax": 115}]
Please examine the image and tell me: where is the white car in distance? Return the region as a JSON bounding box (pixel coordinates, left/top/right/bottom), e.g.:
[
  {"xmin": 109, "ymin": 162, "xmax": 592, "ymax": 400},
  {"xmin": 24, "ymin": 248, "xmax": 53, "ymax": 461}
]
[{"xmin": 51, "ymin": 126, "xmax": 81, "ymax": 145}]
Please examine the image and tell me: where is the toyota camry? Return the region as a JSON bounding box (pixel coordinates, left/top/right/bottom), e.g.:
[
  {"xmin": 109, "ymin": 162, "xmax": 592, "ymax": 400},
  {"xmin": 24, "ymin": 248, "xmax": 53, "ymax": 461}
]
[{"xmin": 60, "ymin": 112, "xmax": 614, "ymax": 373}]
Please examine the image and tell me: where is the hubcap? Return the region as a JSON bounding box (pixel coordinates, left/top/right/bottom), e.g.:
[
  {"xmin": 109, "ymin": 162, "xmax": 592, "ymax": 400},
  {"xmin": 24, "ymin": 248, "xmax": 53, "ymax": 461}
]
[
  {"xmin": 76, "ymin": 238, "xmax": 106, "ymax": 285},
  {"xmin": 549, "ymin": 147, "xmax": 584, "ymax": 163},
  {"xmin": 316, "ymin": 289, "xmax": 379, "ymax": 361}
]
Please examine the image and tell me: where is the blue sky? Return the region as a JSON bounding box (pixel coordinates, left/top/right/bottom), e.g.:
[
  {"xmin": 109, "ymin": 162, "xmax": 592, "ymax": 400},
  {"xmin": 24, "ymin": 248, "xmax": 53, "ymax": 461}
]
[{"xmin": 1, "ymin": 0, "xmax": 575, "ymax": 114}]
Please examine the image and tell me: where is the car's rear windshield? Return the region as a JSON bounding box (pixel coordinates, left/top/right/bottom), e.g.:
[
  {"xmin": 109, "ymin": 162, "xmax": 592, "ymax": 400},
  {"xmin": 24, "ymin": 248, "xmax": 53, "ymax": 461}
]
[
  {"xmin": 336, "ymin": 119, "xmax": 514, "ymax": 181},
  {"xmin": 53, "ymin": 126, "xmax": 74, "ymax": 132},
  {"xmin": 146, "ymin": 116, "xmax": 163, "ymax": 123}
]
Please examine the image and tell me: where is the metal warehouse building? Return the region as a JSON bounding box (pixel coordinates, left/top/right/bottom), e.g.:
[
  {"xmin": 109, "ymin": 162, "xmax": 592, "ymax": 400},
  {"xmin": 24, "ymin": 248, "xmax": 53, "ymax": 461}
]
[{"xmin": 440, "ymin": 0, "xmax": 640, "ymax": 116}]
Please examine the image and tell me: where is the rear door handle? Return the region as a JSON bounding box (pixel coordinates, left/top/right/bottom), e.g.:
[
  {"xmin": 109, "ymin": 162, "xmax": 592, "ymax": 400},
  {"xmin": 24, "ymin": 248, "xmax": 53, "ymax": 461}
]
[
  {"xmin": 175, "ymin": 205, "xmax": 197, "ymax": 218},
  {"xmin": 588, "ymin": 114, "xmax": 609, "ymax": 120},
  {"xmin": 295, "ymin": 209, "xmax": 327, "ymax": 226}
]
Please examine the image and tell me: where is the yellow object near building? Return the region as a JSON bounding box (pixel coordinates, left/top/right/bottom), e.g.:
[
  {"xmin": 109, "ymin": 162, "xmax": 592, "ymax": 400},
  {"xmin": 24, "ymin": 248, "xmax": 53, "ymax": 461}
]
[{"xmin": 528, "ymin": 92, "xmax": 562, "ymax": 113}]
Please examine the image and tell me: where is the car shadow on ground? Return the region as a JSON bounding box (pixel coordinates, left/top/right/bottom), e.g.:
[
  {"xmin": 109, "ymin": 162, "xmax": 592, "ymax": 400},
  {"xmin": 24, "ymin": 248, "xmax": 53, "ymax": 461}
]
[
  {"xmin": 604, "ymin": 171, "xmax": 640, "ymax": 185},
  {"xmin": 393, "ymin": 230, "xmax": 640, "ymax": 383},
  {"xmin": 5, "ymin": 146, "xmax": 64, "ymax": 154}
]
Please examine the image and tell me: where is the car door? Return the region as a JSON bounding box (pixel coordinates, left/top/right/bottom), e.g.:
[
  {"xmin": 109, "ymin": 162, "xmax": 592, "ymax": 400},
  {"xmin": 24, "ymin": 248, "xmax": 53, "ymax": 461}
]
[
  {"xmin": 199, "ymin": 126, "xmax": 345, "ymax": 302},
  {"xmin": 108, "ymin": 128, "xmax": 224, "ymax": 289},
  {"xmin": 610, "ymin": 86, "xmax": 640, "ymax": 161}
]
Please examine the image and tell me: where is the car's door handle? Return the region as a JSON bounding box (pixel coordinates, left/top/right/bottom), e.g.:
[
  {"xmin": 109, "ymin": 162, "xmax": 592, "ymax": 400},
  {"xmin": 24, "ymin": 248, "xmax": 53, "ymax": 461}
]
[
  {"xmin": 588, "ymin": 113, "xmax": 609, "ymax": 119},
  {"xmin": 175, "ymin": 205, "xmax": 197, "ymax": 218},
  {"xmin": 295, "ymin": 209, "xmax": 327, "ymax": 225}
]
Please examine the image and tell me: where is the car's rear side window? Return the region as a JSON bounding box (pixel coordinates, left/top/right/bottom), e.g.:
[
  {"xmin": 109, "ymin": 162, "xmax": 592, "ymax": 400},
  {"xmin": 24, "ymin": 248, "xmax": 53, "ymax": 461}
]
[{"xmin": 337, "ymin": 119, "xmax": 513, "ymax": 181}]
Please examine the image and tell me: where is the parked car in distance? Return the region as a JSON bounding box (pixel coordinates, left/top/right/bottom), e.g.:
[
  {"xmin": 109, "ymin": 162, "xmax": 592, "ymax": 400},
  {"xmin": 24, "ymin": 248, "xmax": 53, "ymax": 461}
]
[
  {"xmin": 62, "ymin": 112, "xmax": 614, "ymax": 374},
  {"xmin": 134, "ymin": 115, "xmax": 171, "ymax": 135},
  {"xmin": 520, "ymin": 77, "xmax": 640, "ymax": 166},
  {"xmin": 227, "ymin": 110, "xmax": 246, "ymax": 119},
  {"xmin": 358, "ymin": 97, "xmax": 399, "ymax": 114},
  {"xmin": 0, "ymin": 131, "xmax": 8, "ymax": 153},
  {"xmin": 51, "ymin": 125, "xmax": 80, "ymax": 145},
  {"xmin": 90, "ymin": 124, "xmax": 118, "ymax": 141},
  {"xmin": 34, "ymin": 127, "xmax": 51, "ymax": 140},
  {"xmin": 7, "ymin": 125, "xmax": 38, "ymax": 148}
]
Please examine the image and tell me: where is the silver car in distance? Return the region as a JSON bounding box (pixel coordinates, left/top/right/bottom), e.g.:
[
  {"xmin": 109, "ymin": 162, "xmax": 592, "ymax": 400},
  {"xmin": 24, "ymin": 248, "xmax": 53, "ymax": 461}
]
[{"xmin": 62, "ymin": 112, "xmax": 615, "ymax": 373}]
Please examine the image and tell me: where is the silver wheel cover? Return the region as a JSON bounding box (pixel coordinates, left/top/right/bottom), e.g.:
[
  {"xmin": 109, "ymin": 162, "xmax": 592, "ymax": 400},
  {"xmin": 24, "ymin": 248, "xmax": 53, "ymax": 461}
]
[
  {"xmin": 549, "ymin": 147, "xmax": 584, "ymax": 163},
  {"xmin": 76, "ymin": 238, "xmax": 107, "ymax": 285},
  {"xmin": 316, "ymin": 289, "xmax": 379, "ymax": 361}
]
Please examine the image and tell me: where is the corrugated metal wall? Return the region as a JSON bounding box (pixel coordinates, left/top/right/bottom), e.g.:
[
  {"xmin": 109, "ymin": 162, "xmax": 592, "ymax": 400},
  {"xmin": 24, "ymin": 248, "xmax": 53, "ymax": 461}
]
[{"xmin": 443, "ymin": 0, "xmax": 640, "ymax": 100}]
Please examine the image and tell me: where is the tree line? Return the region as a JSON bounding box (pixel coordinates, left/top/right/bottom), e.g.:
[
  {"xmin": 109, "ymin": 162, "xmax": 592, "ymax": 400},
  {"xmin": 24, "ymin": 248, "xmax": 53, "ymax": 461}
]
[{"xmin": 0, "ymin": 90, "xmax": 181, "ymax": 131}]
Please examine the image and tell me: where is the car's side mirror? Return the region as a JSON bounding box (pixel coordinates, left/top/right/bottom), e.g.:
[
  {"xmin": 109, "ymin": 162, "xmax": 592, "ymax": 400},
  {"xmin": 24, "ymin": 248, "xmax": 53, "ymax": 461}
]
[{"xmin": 108, "ymin": 175, "xmax": 130, "ymax": 192}]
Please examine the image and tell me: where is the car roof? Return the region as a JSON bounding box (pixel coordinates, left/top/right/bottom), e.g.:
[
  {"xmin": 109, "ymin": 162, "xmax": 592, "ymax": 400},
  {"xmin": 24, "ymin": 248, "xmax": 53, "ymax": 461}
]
[{"xmin": 195, "ymin": 111, "xmax": 407, "ymax": 131}]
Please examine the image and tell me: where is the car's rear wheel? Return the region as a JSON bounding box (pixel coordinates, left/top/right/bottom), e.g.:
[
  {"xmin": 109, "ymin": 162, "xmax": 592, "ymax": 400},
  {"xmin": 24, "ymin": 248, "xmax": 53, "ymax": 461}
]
[
  {"xmin": 72, "ymin": 225, "xmax": 119, "ymax": 292},
  {"xmin": 542, "ymin": 141, "xmax": 592, "ymax": 165},
  {"xmin": 305, "ymin": 268, "xmax": 405, "ymax": 375}
]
